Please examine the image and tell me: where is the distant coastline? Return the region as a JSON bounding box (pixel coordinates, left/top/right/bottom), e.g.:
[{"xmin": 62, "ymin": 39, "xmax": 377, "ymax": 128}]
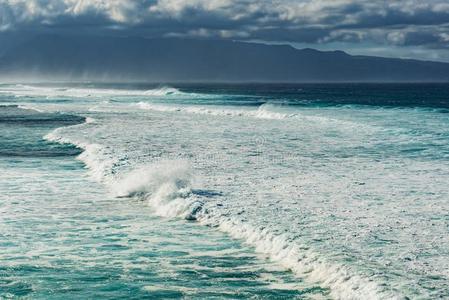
[{"xmin": 1, "ymin": 36, "xmax": 448, "ymax": 82}]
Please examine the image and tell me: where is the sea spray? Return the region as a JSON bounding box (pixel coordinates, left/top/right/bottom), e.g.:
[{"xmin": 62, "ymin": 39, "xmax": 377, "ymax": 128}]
[
  {"xmin": 136, "ymin": 102, "xmax": 288, "ymax": 119},
  {"xmin": 135, "ymin": 101, "xmax": 378, "ymax": 132},
  {"xmin": 111, "ymin": 160, "xmax": 203, "ymax": 219},
  {"xmin": 2, "ymin": 85, "xmax": 183, "ymax": 98},
  {"xmin": 44, "ymin": 117, "xmax": 118, "ymax": 183}
]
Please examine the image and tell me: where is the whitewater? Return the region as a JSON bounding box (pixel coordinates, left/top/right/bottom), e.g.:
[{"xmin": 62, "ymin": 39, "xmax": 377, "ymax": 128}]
[{"xmin": 1, "ymin": 83, "xmax": 449, "ymax": 299}]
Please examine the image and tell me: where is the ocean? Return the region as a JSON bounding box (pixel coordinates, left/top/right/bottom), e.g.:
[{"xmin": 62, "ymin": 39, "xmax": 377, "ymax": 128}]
[{"xmin": 0, "ymin": 83, "xmax": 448, "ymax": 299}]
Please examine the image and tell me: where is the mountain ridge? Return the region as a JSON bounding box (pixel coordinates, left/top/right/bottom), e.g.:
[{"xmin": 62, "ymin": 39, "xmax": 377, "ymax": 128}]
[{"xmin": 1, "ymin": 35, "xmax": 448, "ymax": 82}]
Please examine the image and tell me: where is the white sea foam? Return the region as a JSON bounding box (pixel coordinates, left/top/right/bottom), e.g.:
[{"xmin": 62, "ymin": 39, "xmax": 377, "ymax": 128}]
[
  {"xmin": 44, "ymin": 119, "xmax": 117, "ymax": 183},
  {"xmin": 46, "ymin": 122, "xmax": 203, "ymax": 219},
  {"xmin": 17, "ymin": 104, "xmax": 45, "ymax": 112},
  {"xmin": 0, "ymin": 104, "xmax": 45, "ymax": 113},
  {"xmin": 254, "ymin": 103, "xmax": 297, "ymax": 119},
  {"xmin": 199, "ymin": 217, "xmax": 401, "ymax": 300},
  {"xmin": 136, "ymin": 102, "xmax": 377, "ymax": 132},
  {"xmin": 84, "ymin": 117, "xmax": 96, "ymax": 124},
  {"xmin": 142, "ymin": 86, "xmax": 181, "ymax": 96},
  {"xmin": 96, "ymin": 156, "xmax": 400, "ymax": 299},
  {"xmin": 112, "ymin": 160, "xmax": 202, "ymax": 219},
  {"xmin": 136, "ymin": 102, "xmax": 293, "ymax": 119},
  {"xmin": 96, "ymin": 155, "xmax": 400, "ymax": 299}
]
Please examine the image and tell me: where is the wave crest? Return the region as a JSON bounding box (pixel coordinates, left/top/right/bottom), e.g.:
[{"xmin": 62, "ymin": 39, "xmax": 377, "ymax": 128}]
[
  {"xmin": 0, "ymin": 84, "xmax": 183, "ymax": 98},
  {"xmin": 143, "ymin": 86, "xmax": 181, "ymax": 96},
  {"xmin": 136, "ymin": 102, "xmax": 292, "ymax": 119},
  {"xmin": 203, "ymin": 217, "xmax": 400, "ymax": 300},
  {"xmin": 113, "ymin": 160, "xmax": 203, "ymax": 219},
  {"xmin": 136, "ymin": 102, "xmax": 377, "ymax": 132}
]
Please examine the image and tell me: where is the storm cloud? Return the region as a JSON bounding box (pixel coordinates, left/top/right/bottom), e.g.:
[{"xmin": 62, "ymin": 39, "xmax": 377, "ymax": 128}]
[{"xmin": 1, "ymin": 0, "xmax": 449, "ymax": 60}]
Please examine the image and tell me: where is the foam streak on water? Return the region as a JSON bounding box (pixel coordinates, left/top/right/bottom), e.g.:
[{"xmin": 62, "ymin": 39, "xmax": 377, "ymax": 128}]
[{"xmin": 2, "ymin": 83, "xmax": 449, "ymax": 299}]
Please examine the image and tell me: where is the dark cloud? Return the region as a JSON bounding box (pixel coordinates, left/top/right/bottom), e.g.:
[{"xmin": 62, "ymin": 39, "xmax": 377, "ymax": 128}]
[{"xmin": 1, "ymin": 0, "xmax": 449, "ymax": 60}]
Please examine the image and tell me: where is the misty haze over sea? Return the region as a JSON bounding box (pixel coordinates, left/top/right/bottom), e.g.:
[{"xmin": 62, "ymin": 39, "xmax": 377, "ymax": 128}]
[{"xmin": 1, "ymin": 35, "xmax": 449, "ymax": 82}]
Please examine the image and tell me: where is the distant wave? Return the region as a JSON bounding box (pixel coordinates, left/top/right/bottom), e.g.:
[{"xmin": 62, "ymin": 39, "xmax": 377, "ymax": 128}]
[
  {"xmin": 142, "ymin": 86, "xmax": 181, "ymax": 96},
  {"xmin": 0, "ymin": 84, "xmax": 187, "ymax": 98},
  {"xmin": 0, "ymin": 104, "xmax": 43, "ymax": 113},
  {"xmin": 17, "ymin": 104, "xmax": 45, "ymax": 112},
  {"xmin": 136, "ymin": 102, "xmax": 294, "ymax": 120},
  {"xmin": 136, "ymin": 102, "xmax": 378, "ymax": 131},
  {"xmin": 254, "ymin": 103, "xmax": 297, "ymax": 119}
]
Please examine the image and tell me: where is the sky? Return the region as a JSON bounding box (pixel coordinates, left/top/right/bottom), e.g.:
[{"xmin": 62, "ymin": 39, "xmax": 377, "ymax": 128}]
[{"xmin": 1, "ymin": 0, "xmax": 449, "ymax": 62}]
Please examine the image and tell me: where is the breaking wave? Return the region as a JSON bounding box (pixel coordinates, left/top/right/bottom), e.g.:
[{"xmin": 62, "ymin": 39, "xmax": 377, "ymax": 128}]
[
  {"xmin": 43, "ymin": 111, "xmax": 396, "ymax": 300},
  {"xmin": 0, "ymin": 84, "xmax": 185, "ymax": 99},
  {"xmin": 96, "ymin": 153, "xmax": 398, "ymax": 299},
  {"xmin": 17, "ymin": 104, "xmax": 45, "ymax": 112},
  {"xmin": 136, "ymin": 102, "xmax": 295, "ymax": 119},
  {"xmin": 45, "ymin": 120, "xmax": 204, "ymax": 220},
  {"xmin": 112, "ymin": 160, "xmax": 203, "ymax": 219},
  {"xmin": 136, "ymin": 102, "xmax": 378, "ymax": 131},
  {"xmin": 44, "ymin": 118, "xmax": 116, "ymax": 182},
  {"xmin": 204, "ymin": 217, "xmax": 401, "ymax": 300}
]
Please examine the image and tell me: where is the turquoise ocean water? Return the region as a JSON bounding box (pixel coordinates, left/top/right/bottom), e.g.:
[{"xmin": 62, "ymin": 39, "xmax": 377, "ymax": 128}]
[{"xmin": 0, "ymin": 83, "xmax": 448, "ymax": 299}]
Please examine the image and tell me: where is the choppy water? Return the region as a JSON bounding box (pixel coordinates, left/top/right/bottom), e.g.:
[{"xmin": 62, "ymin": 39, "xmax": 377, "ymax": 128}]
[{"xmin": 1, "ymin": 83, "xmax": 449, "ymax": 299}]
